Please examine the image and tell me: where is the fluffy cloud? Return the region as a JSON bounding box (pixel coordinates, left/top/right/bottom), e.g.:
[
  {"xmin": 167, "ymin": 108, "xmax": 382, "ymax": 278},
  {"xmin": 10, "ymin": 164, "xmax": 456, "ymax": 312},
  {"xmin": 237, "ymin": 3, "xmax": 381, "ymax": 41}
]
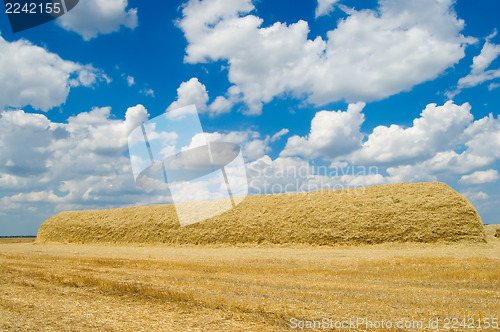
[
  {"xmin": 469, "ymin": 34, "xmax": 500, "ymax": 74},
  {"xmin": 167, "ymin": 78, "xmax": 209, "ymax": 113},
  {"xmin": 278, "ymin": 101, "xmax": 500, "ymax": 185},
  {"xmin": 281, "ymin": 102, "xmax": 365, "ymax": 159},
  {"xmin": 0, "ymin": 110, "xmax": 54, "ymax": 177},
  {"xmin": 361, "ymin": 109, "xmax": 500, "ymax": 184},
  {"xmin": 384, "ymin": 152, "xmax": 492, "ymax": 183},
  {"xmin": 0, "ymin": 105, "xmax": 152, "ymax": 220},
  {"xmin": 270, "ymin": 129, "xmax": 289, "ymax": 142},
  {"xmin": 450, "ymin": 32, "xmax": 500, "ymax": 96},
  {"xmin": 462, "ymin": 112, "xmax": 500, "ymax": 160},
  {"xmin": 315, "ymin": 0, "xmax": 340, "ymax": 17},
  {"xmin": 167, "ymin": 77, "xmax": 235, "ymax": 116},
  {"xmin": 126, "ymin": 75, "xmax": 135, "ymax": 87},
  {"xmin": 350, "ymin": 101, "xmax": 473, "ymax": 165},
  {"xmin": 489, "ymin": 83, "xmax": 500, "ymax": 90},
  {"xmin": 0, "ymin": 36, "xmax": 106, "ymax": 111},
  {"xmin": 140, "ymin": 88, "xmax": 155, "ymax": 97},
  {"xmin": 461, "ymin": 191, "xmax": 489, "ymax": 201},
  {"xmin": 208, "ymin": 96, "xmax": 233, "ymax": 115},
  {"xmin": 459, "ymin": 169, "xmax": 500, "ymax": 185},
  {"xmin": 57, "ymin": 0, "xmax": 138, "ymax": 40},
  {"xmin": 280, "ymin": 101, "xmax": 492, "ymax": 176},
  {"xmin": 179, "ymin": 0, "xmax": 470, "ymax": 114},
  {"xmin": 187, "ymin": 129, "xmax": 289, "ymax": 161}
]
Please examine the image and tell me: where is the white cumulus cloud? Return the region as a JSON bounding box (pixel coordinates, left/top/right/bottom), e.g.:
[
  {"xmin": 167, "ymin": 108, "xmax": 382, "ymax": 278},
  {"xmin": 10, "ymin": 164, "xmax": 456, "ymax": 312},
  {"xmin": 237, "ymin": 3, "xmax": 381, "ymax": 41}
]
[
  {"xmin": 0, "ymin": 36, "xmax": 106, "ymax": 111},
  {"xmin": 277, "ymin": 101, "xmax": 500, "ymax": 185},
  {"xmin": 179, "ymin": 0, "xmax": 471, "ymax": 114},
  {"xmin": 167, "ymin": 77, "xmax": 209, "ymax": 113},
  {"xmin": 126, "ymin": 75, "xmax": 135, "ymax": 87},
  {"xmin": 57, "ymin": 0, "xmax": 138, "ymax": 40},
  {"xmin": 0, "ymin": 105, "xmax": 150, "ymax": 216},
  {"xmin": 315, "ymin": 0, "xmax": 340, "ymax": 17},
  {"xmin": 208, "ymin": 96, "xmax": 233, "ymax": 116},
  {"xmin": 140, "ymin": 88, "xmax": 155, "ymax": 97},
  {"xmin": 350, "ymin": 101, "xmax": 474, "ymax": 165},
  {"xmin": 459, "ymin": 169, "xmax": 500, "ymax": 184},
  {"xmin": 270, "ymin": 128, "xmax": 289, "ymax": 142},
  {"xmin": 450, "ymin": 31, "xmax": 500, "ymax": 96},
  {"xmin": 461, "ymin": 191, "xmax": 489, "ymax": 201},
  {"xmin": 187, "ymin": 129, "xmax": 275, "ymax": 161},
  {"xmin": 167, "ymin": 77, "xmax": 236, "ymax": 117},
  {"xmin": 365, "ymin": 110, "xmax": 500, "ymax": 184},
  {"xmin": 281, "ymin": 102, "xmax": 365, "ymax": 159}
]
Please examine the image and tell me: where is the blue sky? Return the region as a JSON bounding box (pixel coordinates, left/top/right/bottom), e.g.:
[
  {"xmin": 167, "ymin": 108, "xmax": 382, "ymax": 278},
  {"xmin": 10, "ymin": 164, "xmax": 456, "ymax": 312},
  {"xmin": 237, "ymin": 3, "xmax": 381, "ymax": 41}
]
[{"xmin": 1, "ymin": 0, "xmax": 499, "ymax": 235}]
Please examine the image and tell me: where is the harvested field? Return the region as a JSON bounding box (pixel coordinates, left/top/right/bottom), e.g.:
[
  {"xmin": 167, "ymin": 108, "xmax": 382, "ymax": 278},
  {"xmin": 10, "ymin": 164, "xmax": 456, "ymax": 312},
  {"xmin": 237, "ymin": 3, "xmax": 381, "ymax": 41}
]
[
  {"xmin": 1, "ymin": 231, "xmax": 499, "ymax": 331},
  {"xmin": 36, "ymin": 182, "xmax": 485, "ymax": 245}
]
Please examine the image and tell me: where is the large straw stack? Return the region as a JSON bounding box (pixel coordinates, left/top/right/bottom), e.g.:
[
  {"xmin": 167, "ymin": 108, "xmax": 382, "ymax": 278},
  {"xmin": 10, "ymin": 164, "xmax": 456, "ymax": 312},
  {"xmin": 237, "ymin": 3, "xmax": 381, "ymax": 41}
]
[{"xmin": 35, "ymin": 182, "xmax": 485, "ymax": 245}]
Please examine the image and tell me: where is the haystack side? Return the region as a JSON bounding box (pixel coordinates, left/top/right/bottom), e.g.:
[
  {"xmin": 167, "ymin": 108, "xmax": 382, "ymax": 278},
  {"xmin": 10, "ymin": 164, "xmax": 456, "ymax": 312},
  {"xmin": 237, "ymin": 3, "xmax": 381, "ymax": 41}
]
[{"xmin": 35, "ymin": 182, "xmax": 485, "ymax": 245}]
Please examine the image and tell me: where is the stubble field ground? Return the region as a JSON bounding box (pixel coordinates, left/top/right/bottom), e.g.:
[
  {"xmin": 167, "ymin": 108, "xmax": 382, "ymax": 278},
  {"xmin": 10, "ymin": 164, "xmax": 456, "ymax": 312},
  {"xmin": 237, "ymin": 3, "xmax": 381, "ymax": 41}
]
[{"xmin": 0, "ymin": 225, "xmax": 499, "ymax": 331}]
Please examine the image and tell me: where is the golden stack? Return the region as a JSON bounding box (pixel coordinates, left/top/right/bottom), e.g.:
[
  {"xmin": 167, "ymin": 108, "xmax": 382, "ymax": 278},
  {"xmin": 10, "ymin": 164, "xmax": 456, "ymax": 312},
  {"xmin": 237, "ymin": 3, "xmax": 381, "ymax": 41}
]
[{"xmin": 35, "ymin": 182, "xmax": 485, "ymax": 245}]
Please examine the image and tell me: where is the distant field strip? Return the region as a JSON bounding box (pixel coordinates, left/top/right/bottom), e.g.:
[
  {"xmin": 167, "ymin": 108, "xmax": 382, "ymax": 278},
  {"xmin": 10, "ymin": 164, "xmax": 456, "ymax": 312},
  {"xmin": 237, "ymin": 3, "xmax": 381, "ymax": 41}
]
[{"xmin": 1, "ymin": 241, "xmax": 499, "ymax": 331}]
